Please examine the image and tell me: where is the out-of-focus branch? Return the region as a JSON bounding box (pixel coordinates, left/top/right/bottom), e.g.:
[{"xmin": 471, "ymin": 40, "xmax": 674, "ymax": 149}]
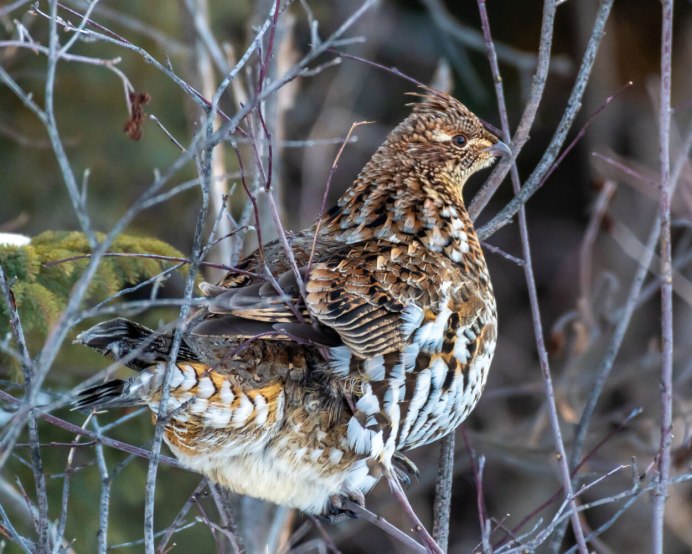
[
  {"xmin": 578, "ymin": 180, "xmax": 617, "ymax": 331},
  {"xmin": 421, "ymin": 0, "xmax": 572, "ymax": 77},
  {"xmin": 565, "ymin": 97, "xmax": 692, "ymax": 554},
  {"xmin": 183, "ymin": 0, "xmax": 232, "ymax": 279},
  {"xmin": 652, "ymin": 1, "xmax": 674, "ymax": 552},
  {"xmin": 611, "ymin": 220, "xmax": 692, "ymax": 307},
  {"xmin": 0, "ymin": 0, "xmax": 33, "ymax": 17}
]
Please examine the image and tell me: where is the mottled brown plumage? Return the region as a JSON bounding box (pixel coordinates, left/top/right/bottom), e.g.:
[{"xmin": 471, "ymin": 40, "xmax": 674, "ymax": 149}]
[{"xmin": 75, "ymin": 92, "xmax": 509, "ymax": 515}]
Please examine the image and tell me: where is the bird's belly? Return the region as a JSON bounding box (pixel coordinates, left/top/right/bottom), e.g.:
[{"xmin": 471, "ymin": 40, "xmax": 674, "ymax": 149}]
[{"xmin": 168, "ymin": 439, "xmax": 376, "ymax": 514}]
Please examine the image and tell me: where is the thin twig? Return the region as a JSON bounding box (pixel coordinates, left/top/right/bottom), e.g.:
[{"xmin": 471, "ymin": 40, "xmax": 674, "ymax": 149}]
[
  {"xmin": 476, "ymin": 0, "xmax": 615, "ymax": 239},
  {"xmin": 308, "ymin": 120, "xmax": 371, "ymax": 274},
  {"xmin": 51, "ymin": 418, "xmax": 91, "ymax": 554},
  {"xmin": 142, "ymin": 103, "xmax": 212, "ymax": 554},
  {"xmin": 494, "ymin": 408, "xmax": 642, "ymax": 549},
  {"xmin": 460, "ymin": 428, "xmax": 489, "ymax": 546},
  {"xmin": 92, "ymin": 420, "xmax": 112, "ymax": 554},
  {"xmin": 0, "ymin": 265, "xmax": 49, "ymax": 552},
  {"xmin": 476, "ymin": 2, "xmax": 588, "ymax": 552},
  {"xmin": 468, "ymin": 0, "xmax": 559, "ymax": 221},
  {"xmin": 27, "ymin": 416, "xmax": 49, "ymax": 552},
  {"xmin": 44, "ymin": 0, "xmax": 98, "ymax": 249},
  {"xmin": 386, "ymin": 473, "xmax": 443, "ymax": 554},
  {"xmin": 0, "ymin": 390, "xmax": 183, "ymax": 468},
  {"xmin": 563, "ymin": 111, "xmax": 692, "ymax": 554},
  {"xmin": 0, "ymin": 117, "xmax": 205, "ymax": 471},
  {"xmin": 0, "ymin": 499, "xmax": 33, "ymax": 553},
  {"xmin": 341, "ymin": 500, "xmax": 428, "ymax": 554},
  {"xmin": 537, "ymin": 82, "xmax": 633, "ymax": 190},
  {"xmin": 43, "ymin": 251, "xmax": 258, "ymax": 277},
  {"xmin": 207, "ymin": 482, "xmax": 244, "ymax": 554}
]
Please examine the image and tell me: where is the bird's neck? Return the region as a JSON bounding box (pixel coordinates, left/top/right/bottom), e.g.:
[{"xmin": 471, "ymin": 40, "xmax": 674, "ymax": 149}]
[{"xmin": 321, "ymin": 152, "xmax": 483, "ymax": 267}]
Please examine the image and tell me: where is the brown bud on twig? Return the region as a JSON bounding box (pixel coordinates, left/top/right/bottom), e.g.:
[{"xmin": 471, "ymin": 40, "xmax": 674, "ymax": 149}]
[{"xmin": 123, "ymin": 92, "xmax": 151, "ymax": 141}]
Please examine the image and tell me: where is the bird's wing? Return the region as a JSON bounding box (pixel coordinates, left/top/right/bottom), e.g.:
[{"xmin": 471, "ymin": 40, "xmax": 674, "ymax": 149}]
[
  {"xmin": 304, "ymin": 241, "xmax": 440, "ymax": 359},
  {"xmin": 198, "ymin": 240, "xmax": 457, "ymax": 360},
  {"xmin": 213, "ymin": 230, "xmax": 320, "ymax": 290}
]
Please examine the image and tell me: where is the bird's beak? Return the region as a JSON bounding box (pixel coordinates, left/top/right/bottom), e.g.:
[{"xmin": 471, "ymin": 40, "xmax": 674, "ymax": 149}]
[{"xmin": 484, "ymin": 140, "xmax": 512, "ymax": 158}]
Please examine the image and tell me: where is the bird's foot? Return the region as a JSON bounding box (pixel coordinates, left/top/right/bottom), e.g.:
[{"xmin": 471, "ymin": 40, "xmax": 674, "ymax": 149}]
[
  {"xmin": 319, "ymin": 491, "xmax": 364, "ymax": 523},
  {"xmin": 392, "ymin": 451, "xmax": 420, "ymax": 489}
]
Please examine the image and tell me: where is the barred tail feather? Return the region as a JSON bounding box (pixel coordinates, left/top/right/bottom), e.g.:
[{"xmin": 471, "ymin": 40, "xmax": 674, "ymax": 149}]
[
  {"xmin": 75, "ymin": 317, "xmax": 198, "ymax": 370},
  {"xmin": 73, "ymin": 374, "xmax": 153, "ymax": 411},
  {"xmin": 73, "ymin": 380, "xmax": 129, "ymax": 410}
]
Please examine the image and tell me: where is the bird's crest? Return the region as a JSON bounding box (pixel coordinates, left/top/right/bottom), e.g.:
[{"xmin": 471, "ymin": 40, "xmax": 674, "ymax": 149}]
[
  {"xmin": 406, "ymin": 90, "xmax": 471, "ymax": 117},
  {"xmin": 406, "ymin": 89, "xmax": 502, "ymax": 137}
]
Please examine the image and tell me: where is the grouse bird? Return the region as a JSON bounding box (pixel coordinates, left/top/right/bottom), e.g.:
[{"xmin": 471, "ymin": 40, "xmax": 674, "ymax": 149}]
[{"xmin": 75, "ymin": 92, "xmax": 509, "ymax": 523}]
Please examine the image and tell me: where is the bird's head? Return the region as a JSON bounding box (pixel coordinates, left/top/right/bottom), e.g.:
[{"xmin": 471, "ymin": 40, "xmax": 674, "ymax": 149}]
[
  {"xmin": 387, "ymin": 92, "xmax": 511, "ymax": 186},
  {"xmin": 323, "ymin": 91, "xmax": 511, "ymax": 239}
]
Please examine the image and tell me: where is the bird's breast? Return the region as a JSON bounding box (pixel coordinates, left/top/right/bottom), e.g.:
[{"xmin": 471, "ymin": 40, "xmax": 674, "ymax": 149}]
[{"xmin": 381, "ymin": 284, "xmax": 497, "ymax": 452}]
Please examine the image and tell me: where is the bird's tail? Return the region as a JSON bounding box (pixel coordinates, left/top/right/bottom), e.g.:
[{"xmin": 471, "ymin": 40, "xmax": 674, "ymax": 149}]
[
  {"xmin": 73, "ymin": 379, "xmax": 127, "ymax": 410},
  {"xmin": 74, "ymin": 317, "xmax": 198, "ymax": 370},
  {"xmin": 73, "ymin": 371, "xmax": 161, "ymax": 411},
  {"xmin": 73, "ymin": 317, "xmax": 193, "ymax": 411}
]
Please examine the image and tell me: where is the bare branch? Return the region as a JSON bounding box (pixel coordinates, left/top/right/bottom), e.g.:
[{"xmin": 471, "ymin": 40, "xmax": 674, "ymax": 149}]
[
  {"xmin": 475, "ymin": 0, "xmax": 615, "ymax": 238},
  {"xmin": 432, "ymin": 433, "xmax": 455, "ymax": 551},
  {"xmin": 652, "ymin": 2, "xmax": 675, "ymax": 551},
  {"xmin": 475, "ymin": 2, "xmax": 588, "ymax": 551}
]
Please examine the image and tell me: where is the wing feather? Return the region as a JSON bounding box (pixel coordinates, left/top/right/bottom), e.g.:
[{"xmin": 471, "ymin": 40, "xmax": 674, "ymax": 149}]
[{"xmin": 196, "ymin": 240, "xmax": 460, "ymax": 370}]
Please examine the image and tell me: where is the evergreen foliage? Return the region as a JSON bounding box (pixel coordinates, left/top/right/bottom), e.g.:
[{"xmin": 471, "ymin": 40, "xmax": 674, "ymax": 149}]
[{"xmin": 0, "ymin": 231, "xmax": 187, "ymax": 337}]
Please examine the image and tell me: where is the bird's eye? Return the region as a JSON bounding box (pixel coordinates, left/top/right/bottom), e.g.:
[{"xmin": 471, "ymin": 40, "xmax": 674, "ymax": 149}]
[{"xmin": 451, "ymin": 134, "xmax": 467, "ymax": 147}]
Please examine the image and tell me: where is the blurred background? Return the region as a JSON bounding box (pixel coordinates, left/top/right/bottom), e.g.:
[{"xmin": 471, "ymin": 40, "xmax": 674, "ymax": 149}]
[{"xmin": 1, "ymin": 0, "xmax": 691, "ymax": 552}]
